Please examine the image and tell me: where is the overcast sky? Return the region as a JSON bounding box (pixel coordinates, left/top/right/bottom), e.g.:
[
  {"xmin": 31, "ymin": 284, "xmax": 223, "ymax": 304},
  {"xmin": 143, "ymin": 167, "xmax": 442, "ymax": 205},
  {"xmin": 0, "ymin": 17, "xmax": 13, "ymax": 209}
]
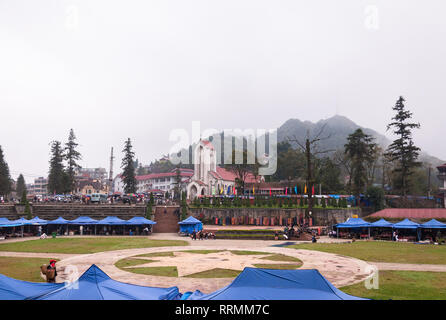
[{"xmin": 0, "ymin": 0, "xmax": 445, "ymax": 183}]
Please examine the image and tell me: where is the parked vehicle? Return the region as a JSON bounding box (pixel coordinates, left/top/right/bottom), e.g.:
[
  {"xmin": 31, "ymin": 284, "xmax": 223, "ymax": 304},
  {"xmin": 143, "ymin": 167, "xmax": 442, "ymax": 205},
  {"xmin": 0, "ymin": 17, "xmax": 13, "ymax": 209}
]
[{"xmin": 90, "ymin": 193, "xmax": 107, "ymax": 204}]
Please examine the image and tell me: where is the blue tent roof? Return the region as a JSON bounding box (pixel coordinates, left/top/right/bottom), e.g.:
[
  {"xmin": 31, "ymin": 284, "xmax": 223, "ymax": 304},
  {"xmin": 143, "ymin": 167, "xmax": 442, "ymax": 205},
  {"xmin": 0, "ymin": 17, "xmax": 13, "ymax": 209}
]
[
  {"xmin": 420, "ymin": 219, "xmax": 446, "ymax": 229},
  {"xmin": 187, "ymin": 268, "xmax": 365, "ymax": 300},
  {"xmin": 47, "ymin": 217, "xmax": 70, "ymax": 225},
  {"xmin": 28, "ymin": 216, "xmax": 48, "ymax": 225},
  {"xmin": 336, "ymin": 217, "xmax": 371, "ymax": 228},
  {"xmin": 392, "ymin": 218, "xmax": 420, "ymax": 229},
  {"xmin": 97, "ymin": 216, "xmax": 129, "ymax": 225},
  {"xmin": 178, "ymin": 216, "xmax": 202, "ymax": 225},
  {"xmin": 3, "ymin": 217, "xmax": 30, "ymax": 227},
  {"xmin": 0, "ymin": 274, "xmax": 63, "ymax": 300},
  {"xmin": 127, "ymin": 217, "xmax": 156, "ymax": 225},
  {"xmin": 29, "ymin": 265, "xmax": 180, "ymax": 300},
  {"xmin": 0, "ymin": 217, "xmax": 23, "ymax": 228},
  {"xmin": 370, "ymin": 218, "xmax": 393, "ymax": 228},
  {"xmin": 68, "ymin": 216, "xmax": 98, "ymax": 225}
]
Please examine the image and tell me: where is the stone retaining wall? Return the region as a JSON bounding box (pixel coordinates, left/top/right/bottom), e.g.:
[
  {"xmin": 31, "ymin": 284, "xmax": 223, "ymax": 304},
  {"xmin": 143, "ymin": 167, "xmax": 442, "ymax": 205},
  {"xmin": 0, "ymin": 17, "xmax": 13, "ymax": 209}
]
[{"xmin": 189, "ymin": 207, "xmax": 362, "ymax": 226}]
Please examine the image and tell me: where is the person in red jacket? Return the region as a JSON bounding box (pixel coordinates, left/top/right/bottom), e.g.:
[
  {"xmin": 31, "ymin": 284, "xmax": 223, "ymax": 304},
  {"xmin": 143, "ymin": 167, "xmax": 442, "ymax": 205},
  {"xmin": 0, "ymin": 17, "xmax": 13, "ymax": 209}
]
[{"xmin": 47, "ymin": 259, "xmax": 57, "ymax": 276}]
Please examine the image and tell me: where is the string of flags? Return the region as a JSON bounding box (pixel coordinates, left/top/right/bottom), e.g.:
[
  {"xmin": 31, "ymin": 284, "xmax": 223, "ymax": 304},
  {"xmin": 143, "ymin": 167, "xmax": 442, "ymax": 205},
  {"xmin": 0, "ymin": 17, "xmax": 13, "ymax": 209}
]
[{"xmin": 212, "ymin": 184, "xmax": 316, "ymax": 196}]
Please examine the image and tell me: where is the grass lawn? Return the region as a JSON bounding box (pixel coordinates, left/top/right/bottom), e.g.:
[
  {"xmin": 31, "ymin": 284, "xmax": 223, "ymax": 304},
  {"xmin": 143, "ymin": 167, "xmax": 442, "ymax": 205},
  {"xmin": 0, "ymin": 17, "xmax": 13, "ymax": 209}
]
[
  {"xmin": 0, "ymin": 238, "xmax": 188, "ymax": 254},
  {"xmin": 125, "ymin": 266, "xmax": 178, "ymax": 277},
  {"xmin": 340, "ymin": 270, "xmax": 446, "ymax": 300},
  {"xmin": 185, "ymin": 268, "xmax": 241, "ymax": 278},
  {"xmin": 261, "ymin": 254, "xmax": 302, "ymax": 265},
  {"xmin": 182, "ymin": 250, "xmax": 223, "ymax": 254},
  {"xmin": 230, "ymin": 250, "xmax": 270, "ymax": 255},
  {"xmin": 289, "ymin": 241, "xmax": 446, "ymax": 264},
  {"xmin": 0, "ymin": 256, "xmax": 56, "ymax": 282},
  {"xmin": 135, "ymin": 252, "xmax": 175, "ymax": 258},
  {"xmin": 115, "ymin": 258, "xmax": 155, "ymax": 269}
]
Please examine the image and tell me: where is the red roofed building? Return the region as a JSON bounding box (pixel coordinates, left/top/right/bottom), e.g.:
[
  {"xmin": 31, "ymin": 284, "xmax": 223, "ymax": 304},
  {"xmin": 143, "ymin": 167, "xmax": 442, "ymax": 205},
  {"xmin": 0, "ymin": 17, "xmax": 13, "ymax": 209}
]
[
  {"xmin": 187, "ymin": 139, "xmax": 262, "ymax": 198},
  {"xmin": 135, "ymin": 168, "xmax": 193, "ymax": 195},
  {"xmin": 369, "ymin": 208, "xmax": 446, "ymax": 220}
]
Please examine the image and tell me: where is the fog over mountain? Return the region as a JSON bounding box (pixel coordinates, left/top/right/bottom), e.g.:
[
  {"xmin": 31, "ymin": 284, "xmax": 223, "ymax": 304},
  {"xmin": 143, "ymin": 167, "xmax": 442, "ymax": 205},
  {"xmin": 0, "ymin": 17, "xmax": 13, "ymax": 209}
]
[{"xmin": 277, "ymin": 115, "xmax": 444, "ymax": 167}]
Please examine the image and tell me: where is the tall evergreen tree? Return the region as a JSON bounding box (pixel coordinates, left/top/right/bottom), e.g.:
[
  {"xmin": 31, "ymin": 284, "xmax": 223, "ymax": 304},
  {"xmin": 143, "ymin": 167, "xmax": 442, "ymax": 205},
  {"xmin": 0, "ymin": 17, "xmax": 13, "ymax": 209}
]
[
  {"xmin": 385, "ymin": 96, "xmax": 421, "ymax": 196},
  {"xmin": 16, "ymin": 174, "xmax": 27, "ymax": 200},
  {"xmin": 0, "ymin": 146, "xmax": 12, "ymax": 198},
  {"xmin": 345, "ymin": 129, "xmax": 377, "ymax": 200},
  {"xmin": 47, "ymin": 141, "xmax": 66, "ymax": 194},
  {"xmin": 65, "ymin": 129, "xmax": 82, "ymax": 193},
  {"xmin": 121, "ymin": 138, "xmax": 137, "ymax": 194}
]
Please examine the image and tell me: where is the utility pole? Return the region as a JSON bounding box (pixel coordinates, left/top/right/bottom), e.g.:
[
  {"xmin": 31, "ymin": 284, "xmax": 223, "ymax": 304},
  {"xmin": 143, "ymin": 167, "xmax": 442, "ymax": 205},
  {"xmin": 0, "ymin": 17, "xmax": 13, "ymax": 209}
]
[{"xmin": 109, "ymin": 147, "xmax": 114, "ymax": 193}]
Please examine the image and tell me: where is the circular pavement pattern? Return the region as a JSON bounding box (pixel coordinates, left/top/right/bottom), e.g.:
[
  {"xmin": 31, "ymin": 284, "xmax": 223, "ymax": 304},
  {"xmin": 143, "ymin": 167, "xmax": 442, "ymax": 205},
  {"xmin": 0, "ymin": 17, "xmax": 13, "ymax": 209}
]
[{"xmin": 54, "ymin": 235, "xmax": 375, "ymax": 293}]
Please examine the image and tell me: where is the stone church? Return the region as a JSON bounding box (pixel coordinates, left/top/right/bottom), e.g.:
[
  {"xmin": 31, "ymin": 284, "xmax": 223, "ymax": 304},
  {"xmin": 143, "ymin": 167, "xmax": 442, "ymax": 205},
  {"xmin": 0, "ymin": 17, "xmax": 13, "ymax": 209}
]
[{"xmin": 186, "ymin": 139, "xmax": 259, "ymax": 199}]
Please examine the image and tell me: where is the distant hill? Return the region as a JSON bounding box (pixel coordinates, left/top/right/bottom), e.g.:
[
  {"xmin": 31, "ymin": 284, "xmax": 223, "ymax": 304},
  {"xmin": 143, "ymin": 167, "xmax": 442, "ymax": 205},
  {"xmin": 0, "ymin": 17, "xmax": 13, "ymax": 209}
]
[{"xmin": 277, "ymin": 115, "xmax": 444, "ymax": 167}]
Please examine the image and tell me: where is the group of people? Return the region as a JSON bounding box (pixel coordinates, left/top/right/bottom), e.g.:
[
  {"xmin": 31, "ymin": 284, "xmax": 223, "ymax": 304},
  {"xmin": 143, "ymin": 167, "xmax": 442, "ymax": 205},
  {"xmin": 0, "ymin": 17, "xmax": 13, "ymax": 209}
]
[
  {"xmin": 283, "ymin": 224, "xmax": 306, "ymax": 239},
  {"xmin": 190, "ymin": 230, "xmax": 216, "ymax": 240}
]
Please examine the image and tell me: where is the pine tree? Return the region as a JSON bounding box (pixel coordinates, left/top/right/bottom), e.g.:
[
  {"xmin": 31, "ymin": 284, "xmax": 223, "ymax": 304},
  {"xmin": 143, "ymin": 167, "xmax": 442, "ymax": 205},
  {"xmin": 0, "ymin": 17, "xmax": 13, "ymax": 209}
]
[
  {"xmin": 64, "ymin": 129, "xmax": 82, "ymax": 193},
  {"xmin": 181, "ymin": 192, "xmax": 188, "ymax": 220},
  {"xmin": 25, "ymin": 200, "xmax": 32, "ymax": 220},
  {"xmin": 345, "ymin": 129, "xmax": 377, "ymax": 201},
  {"xmin": 20, "ymin": 190, "xmax": 27, "ymax": 205},
  {"xmin": 16, "ymin": 174, "xmax": 27, "ymax": 201},
  {"xmin": 146, "ymin": 201, "xmax": 152, "ymax": 220},
  {"xmin": 121, "ymin": 138, "xmax": 137, "ymax": 194},
  {"xmin": 48, "ymin": 141, "xmax": 66, "ymax": 194},
  {"xmin": 0, "ymin": 146, "xmax": 11, "ymax": 198},
  {"xmin": 385, "ymin": 96, "xmax": 421, "ymax": 196}
]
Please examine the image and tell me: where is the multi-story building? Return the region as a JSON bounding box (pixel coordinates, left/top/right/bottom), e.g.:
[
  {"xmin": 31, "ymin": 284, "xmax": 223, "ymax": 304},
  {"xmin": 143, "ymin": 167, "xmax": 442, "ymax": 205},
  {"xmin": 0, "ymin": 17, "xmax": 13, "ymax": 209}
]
[
  {"xmin": 27, "ymin": 177, "xmax": 48, "ymax": 196},
  {"xmin": 76, "ymin": 168, "xmax": 108, "ymax": 182},
  {"xmin": 113, "ymin": 168, "xmax": 193, "ymax": 197},
  {"xmin": 437, "ymin": 163, "xmax": 446, "ymax": 208}
]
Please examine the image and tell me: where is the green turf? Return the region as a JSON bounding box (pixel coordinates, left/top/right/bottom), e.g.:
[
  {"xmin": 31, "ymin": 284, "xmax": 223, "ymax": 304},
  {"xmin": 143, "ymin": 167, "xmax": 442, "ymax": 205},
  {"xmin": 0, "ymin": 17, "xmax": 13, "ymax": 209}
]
[
  {"xmin": 260, "ymin": 254, "xmax": 303, "ymax": 264},
  {"xmin": 289, "ymin": 241, "xmax": 446, "ymax": 264},
  {"xmin": 253, "ymin": 263, "xmax": 301, "ymax": 270},
  {"xmin": 185, "ymin": 268, "xmax": 242, "ymax": 278},
  {"xmin": 115, "ymin": 258, "xmax": 155, "ymax": 269},
  {"xmin": 183, "ymin": 250, "xmax": 223, "ymax": 254},
  {"xmin": 135, "ymin": 251, "xmax": 175, "ymax": 258},
  {"xmin": 125, "ymin": 266, "xmax": 178, "ymax": 277},
  {"xmin": 0, "ymin": 238, "xmax": 188, "ymax": 254},
  {"xmin": 340, "ymin": 270, "xmax": 446, "ymax": 300},
  {"xmin": 230, "ymin": 250, "xmax": 269, "ymax": 255},
  {"xmin": 0, "ymin": 256, "xmax": 57, "ymax": 282}
]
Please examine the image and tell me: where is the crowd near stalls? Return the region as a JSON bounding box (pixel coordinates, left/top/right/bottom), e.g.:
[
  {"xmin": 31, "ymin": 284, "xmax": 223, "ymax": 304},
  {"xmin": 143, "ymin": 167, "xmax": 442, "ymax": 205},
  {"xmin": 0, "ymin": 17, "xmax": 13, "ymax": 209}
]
[
  {"xmin": 6, "ymin": 193, "xmax": 164, "ymax": 205},
  {"xmin": 331, "ymin": 217, "xmax": 446, "ymax": 243},
  {"xmin": 0, "ymin": 216, "xmax": 156, "ymax": 239}
]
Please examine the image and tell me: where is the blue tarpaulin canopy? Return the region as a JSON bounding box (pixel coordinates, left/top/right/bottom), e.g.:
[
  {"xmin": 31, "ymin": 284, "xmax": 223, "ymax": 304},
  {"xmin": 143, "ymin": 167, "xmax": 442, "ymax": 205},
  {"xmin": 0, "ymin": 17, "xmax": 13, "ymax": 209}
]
[
  {"xmin": 0, "ymin": 218, "xmax": 23, "ymax": 228},
  {"xmin": 178, "ymin": 216, "xmax": 203, "ymax": 233},
  {"xmin": 9, "ymin": 217, "xmax": 32, "ymax": 226},
  {"xmin": 336, "ymin": 217, "xmax": 371, "ymax": 228},
  {"xmin": 29, "ymin": 265, "xmax": 180, "ymax": 300},
  {"xmin": 47, "ymin": 217, "xmax": 70, "ymax": 225},
  {"xmin": 127, "ymin": 217, "xmax": 156, "ymax": 225},
  {"xmin": 392, "ymin": 218, "xmax": 420, "ymax": 229},
  {"xmin": 370, "ymin": 218, "xmax": 393, "ymax": 228},
  {"xmin": 28, "ymin": 216, "xmax": 48, "ymax": 225},
  {"xmin": 420, "ymin": 219, "xmax": 446, "ymax": 229},
  {"xmin": 68, "ymin": 216, "xmax": 98, "ymax": 225},
  {"xmin": 97, "ymin": 216, "xmax": 129, "ymax": 225},
  {"xmin": 0, "ymin": 274, "xmax": 63, "ymax": 300},
  {"xmin": 187, "ymin": 268, "xmax": 365, "ymax": 300}
]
